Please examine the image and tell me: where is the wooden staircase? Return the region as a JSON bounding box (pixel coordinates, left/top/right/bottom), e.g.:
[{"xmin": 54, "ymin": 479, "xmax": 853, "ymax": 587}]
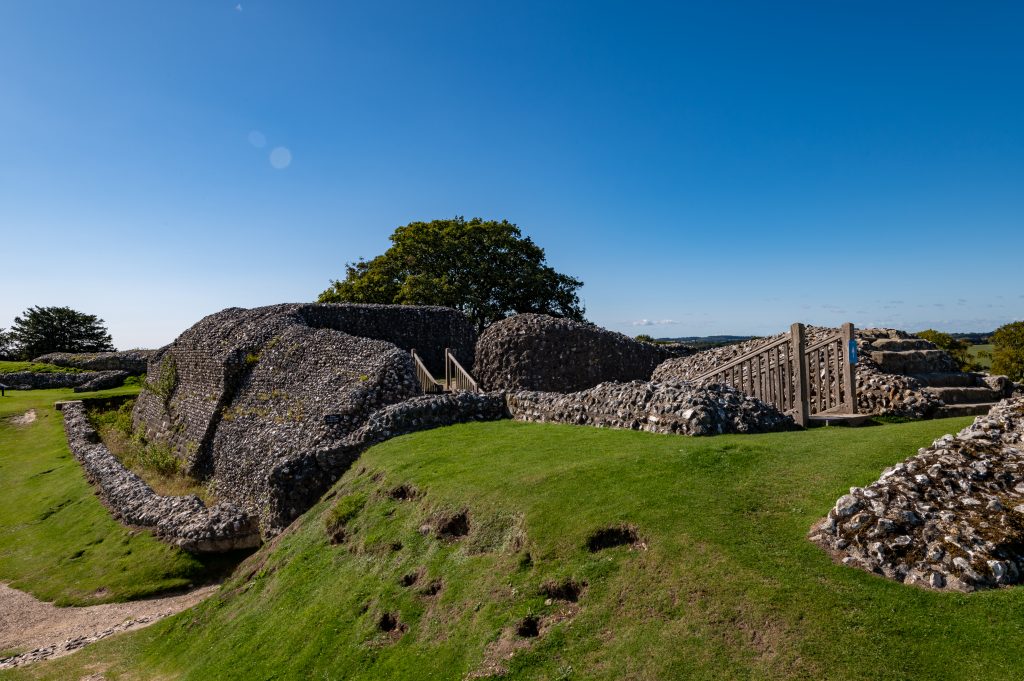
[
  {"xmin": 692, "ymin": 323, "xmax": 867, "ymax": 427},
  {"xmin": 410, "ymin": 348, "xmax": 480, "ymax": 394}
]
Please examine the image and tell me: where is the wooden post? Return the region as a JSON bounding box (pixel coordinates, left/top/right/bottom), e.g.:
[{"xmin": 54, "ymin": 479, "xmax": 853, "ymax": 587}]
[
  {"xmin": 841, "ymin": 322, "xmax": 857, "ymax": 414},
  {"xmin": 791, "ymin": 323, "xmax": 809, "ymax": 427}
]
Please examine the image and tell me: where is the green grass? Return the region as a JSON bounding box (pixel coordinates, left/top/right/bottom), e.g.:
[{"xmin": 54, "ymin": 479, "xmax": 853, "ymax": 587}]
[
  {"xmin": 0, "ymin": 361, "xmax": 83, "ymax": 375},
  {"xmin": 968, "ymin": 344, "xmax": 994, "ymax": 370},
  {"xmin": 14, "ymin": 415, "xmax": 1024, "ymax": 680},
  {"xmin": 0, "ymin": 387, "xmax": 236, "ymax": 606}
]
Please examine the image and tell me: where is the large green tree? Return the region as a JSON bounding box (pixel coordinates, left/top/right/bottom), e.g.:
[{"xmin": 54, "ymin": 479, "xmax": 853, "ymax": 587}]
[
  {"xmin": 915, "ymin": 329, "xmax": 979, "ymax": 372},
  {"xmin": 318, "ymin": 217, "xmax": 585, "ymax": 332},
  {"xmin": 9, "ymin": 306, "xmax": 115, "ymax": 359},
  {"xmin": 991, "ymin": 321, "xmax": 1024, "ymax": 381}
]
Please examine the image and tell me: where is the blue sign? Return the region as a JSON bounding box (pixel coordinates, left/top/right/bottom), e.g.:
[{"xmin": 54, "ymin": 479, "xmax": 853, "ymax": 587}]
[{"xmin": 849, "ymin": 339, "xmax": 858, "ymax": 365}]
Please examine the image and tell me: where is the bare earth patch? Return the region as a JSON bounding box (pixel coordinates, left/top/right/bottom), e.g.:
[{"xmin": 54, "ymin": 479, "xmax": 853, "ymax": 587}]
[
  {"xmin": 0, "ymin": 582, "xmax": 217, "ymax": 669},
  {"xmin": 7, "ymin": 410, "xmax": 37, "ymax": 426}
]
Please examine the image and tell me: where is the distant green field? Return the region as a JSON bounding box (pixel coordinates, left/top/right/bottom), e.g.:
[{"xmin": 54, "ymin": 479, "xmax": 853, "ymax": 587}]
[
  {"xmin": 968, "ymin": 344, "xmax": 994, "ymax": 370},
  {"xmin": 0, "ymin": 386, "xmax": 237, "ymax": 606},
  {"xmin": 18, "ymin": 416, "xmax": 1024, "ymax": 681}
]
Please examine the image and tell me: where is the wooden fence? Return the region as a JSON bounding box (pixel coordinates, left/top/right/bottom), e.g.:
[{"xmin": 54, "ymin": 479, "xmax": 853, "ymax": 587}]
[
  {"xmin": 410, "ymin": 348, "xmax": 479, "ymax": 394},
  {"xmin": 692, "ymin": 323, "xmax": 857, "ymax": 427}
]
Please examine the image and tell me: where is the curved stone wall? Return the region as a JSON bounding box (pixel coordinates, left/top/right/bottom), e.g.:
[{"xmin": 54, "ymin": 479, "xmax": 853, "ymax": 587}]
[
  {"xmin": 60, "ymin": 401, "xmax": 260, "ymax": 552},
  {"xmin": 474, "ymin": 314, "xmax": 689, "ymax": 393}
]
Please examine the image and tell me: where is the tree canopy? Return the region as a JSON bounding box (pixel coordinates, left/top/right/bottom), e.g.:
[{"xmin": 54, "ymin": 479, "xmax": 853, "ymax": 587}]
[
  {"xmin": 318, "ymin": 217, "xmax": 585, "ymax": 332},
  {"xmin": 8, "ymin": 306, "xmax": 115, "ymax": 359},
  {"xmin": 991, "ymin": 321, "xmax": 1024, "ymax": 381}
]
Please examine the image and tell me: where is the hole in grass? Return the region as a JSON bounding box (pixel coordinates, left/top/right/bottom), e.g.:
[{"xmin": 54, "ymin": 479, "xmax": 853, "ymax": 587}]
[
  {"xmin": 389, "ymin": 484, "xmax": 419, "ymax": 501},
  {"xmin": 516, "ymin": 615, "xmax": 540, "ymax": 638},
  {"xmin": 419, "ymin": 579, "xmax": 443, "ymax": 597},
  {"xmin": 390, "ymin": 541, "xmax": 403, "ymax": 552},
  {"xmin": 328, "ymin": 527, "xmax": 347, "ymax": 545},
  {"xmin": 400, "ymin": 572, "xmax": 419, "ymax": 587},
  {"xmin": 586, "ymin": 525, "xmax": 639, "ymax": 552},
  {"xmin": 435, "ymin": 510, "xmax": 470, "ymax": 540},
  {"xmin": 540, "ymin": 578, "xmax": 586, "ymax": 602},
  {"xmin": 518, "ymin": 551, "xmax": 533, "ymax": 570},
  {"xmin": 378, "ymin": 612, "xmax": 407, "ymax": 634}
]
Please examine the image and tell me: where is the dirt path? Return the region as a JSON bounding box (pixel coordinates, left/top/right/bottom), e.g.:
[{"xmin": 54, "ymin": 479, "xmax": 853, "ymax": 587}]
[{"xmin": 0, "ymin": 582, "xmax": 216, "ymax": 668}]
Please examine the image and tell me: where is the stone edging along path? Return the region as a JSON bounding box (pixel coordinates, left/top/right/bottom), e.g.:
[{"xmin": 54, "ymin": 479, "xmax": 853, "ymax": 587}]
[
  {"xmin": 0, "ymin": 582, "xmax": 217, "ymax": 669},
  {"xmin": 58, "ymin": 400, "xmax": 262, "ymax": 553}
]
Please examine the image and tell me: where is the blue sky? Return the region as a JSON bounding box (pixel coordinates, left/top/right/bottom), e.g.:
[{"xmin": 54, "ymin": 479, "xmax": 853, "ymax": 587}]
[{"xmin": 2, "ymin": 1, "xmax": 1022, "ymax": 349}]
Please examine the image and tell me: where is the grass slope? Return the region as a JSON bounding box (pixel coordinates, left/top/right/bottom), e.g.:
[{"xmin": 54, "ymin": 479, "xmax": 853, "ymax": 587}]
[
  {"xmin": 14, "ymin": 416, "xmax": 1024, "ymax": 680},
  {"xmin": 0, "ymin": 388, "xmax": 229, "ymax": 606}
]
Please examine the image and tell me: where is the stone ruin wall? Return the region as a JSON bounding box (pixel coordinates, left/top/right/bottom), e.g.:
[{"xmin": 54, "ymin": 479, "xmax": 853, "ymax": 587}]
[
  {"xmin": 132, "ymin": 303, "xmax": 478, "ymax": 533},
  {"xmin": 60, "ymin": 400, "xmax": 260, "ymax": 552},
  {"xmin": 33, "ymin": 350, "xmax": 156, "ymax": 375},
  {"xmin": 474, "ymin": 313, "xmax": 691, "ymax": 393}
]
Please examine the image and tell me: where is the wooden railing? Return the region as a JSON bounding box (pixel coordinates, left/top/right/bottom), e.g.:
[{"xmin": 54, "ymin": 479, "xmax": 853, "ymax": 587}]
[
  {"xmin": 444, "ymin": 348, "xmax": 479, "ymax": 393},
  {"xmin": 409, "ymin": 348, "xmax": 479, "ymax": 394},
  {"xmin": 692, "ymin": 322, "xmax": 857, "ymax": 427},
  {"xmin": 410, "ymin": 349, "xmax": 444, "ymax": 394}
]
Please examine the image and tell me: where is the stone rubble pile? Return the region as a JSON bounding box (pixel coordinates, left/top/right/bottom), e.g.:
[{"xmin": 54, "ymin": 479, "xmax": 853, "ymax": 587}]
[
  {"xmin": 61, "ymin": 401, "xmax": 261, "ymax": 552},
  {"xmin": 506, "ymin": 381, "xmax": 794, "ymax": 436},
  {"xmin": 809, "ymin": 397, "xmax": 1024, "ymax": 591}
]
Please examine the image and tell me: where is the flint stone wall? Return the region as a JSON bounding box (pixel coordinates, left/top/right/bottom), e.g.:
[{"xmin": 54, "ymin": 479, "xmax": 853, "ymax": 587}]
[
  {"xmin": 34, "ymin": 350, "xmax": 156, "ymax": 375},
  {"xmin": 810, "ymin": 397, "xmax": 1024, "ymax": 591},
  {"xmin": 474, "ymin": 314, "xmax": 691, "ymax": 393},
  {"xmin": 0, "ymin": 370, "xmax": 127, "ymax": 391},
  {"xmin": 506, "ymin": 381, "xmax": 794, "ymax": 436},
  {"xmin": 132, "ymin": 303, "xmax": 477, "ymax": 532},
  {"xmin": 60, "ymin": 401, "xmax": 260, "ymax": 552},
  {"xmin": 266, "ymin": 392, "xmax": 509, "ymax": 523}
]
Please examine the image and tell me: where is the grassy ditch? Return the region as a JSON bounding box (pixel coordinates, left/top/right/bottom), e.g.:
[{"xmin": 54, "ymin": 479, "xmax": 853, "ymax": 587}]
[
  {"xmin": 86, "ymin": 399, "xmax": 214, "ymax": 503},
  {"xmin": 0, "ymin": 387, "xmax": 235, "ymax": 606}
]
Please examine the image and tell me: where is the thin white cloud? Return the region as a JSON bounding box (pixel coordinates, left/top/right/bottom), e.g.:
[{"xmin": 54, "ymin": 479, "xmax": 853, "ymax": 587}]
[{"xmin": 631, "ymin": 319, "xmax": 678, "ymax": 327}]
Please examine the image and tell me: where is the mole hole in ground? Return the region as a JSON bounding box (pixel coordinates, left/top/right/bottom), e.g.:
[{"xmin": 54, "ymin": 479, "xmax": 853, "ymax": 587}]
[
  {"xmin": 419, "ymin": 579, "xmax": 443, "ymax": 596},
  {"xmin": 328, "ymin": 527, "xmax": 347, "ymax": 545},
  {"xmin": 378, "ymin": 612, "xmax": 404, "ymax": 633},
  {"xmin": 586, "ymin": 525, "xmax": 639, "ymax": 552},
  {"xmin": 517, "ymin": 615, "xmax": 540, "ymax": 638},
  {"xmin": 400, "ymin": 572, "xmax": 419, "ymax": 587},
  {"xmin": 540, "ymin": 578, "xmax": 586, "ymax": 602},
  {"xmin": 436, "ymin": 510, "xmax": 470, "ymax": 539},
  {"xmin": 390, "ymin": 541, "xmax": 403, "ymax": 552},
  {"xmin": 389, "ymin": 484, "xmax": 419, "ymax": 501}
]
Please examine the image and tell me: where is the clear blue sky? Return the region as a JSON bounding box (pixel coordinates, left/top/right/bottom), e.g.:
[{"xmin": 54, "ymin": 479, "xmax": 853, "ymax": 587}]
[{"xmin": 2, "ymin": 1, "xmax": 1022, "ymax": 349}]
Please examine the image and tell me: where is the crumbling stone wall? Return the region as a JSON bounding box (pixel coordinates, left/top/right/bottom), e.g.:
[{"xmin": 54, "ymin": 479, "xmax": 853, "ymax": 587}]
[
  {"xmin": 34, "ymin": 350, "xmax": 156, "ymax": 375},
  {"xmin": 506, "ymin": 381, "xmax": 794, "ymax": 436},
  {"xmin": 132, "ymin": 303, "xmax": 478, "ymax": 533},
  {"xmin": 0, "ymin": 370, "xmax": 127, "ymax": 391},
  {"xmin": 474, "ymin": 314, "xmax": 690, "ymax": 393},
  {"xmin": 810, "ymin": 397, "xmax": 1024, "ymax": 591},
  {"xmin": 60, "ymin": 401, "xmax": 260, "ymax": 552}
]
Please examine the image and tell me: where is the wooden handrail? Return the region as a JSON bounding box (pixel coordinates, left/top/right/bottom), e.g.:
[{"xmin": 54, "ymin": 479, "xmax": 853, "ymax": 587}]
[
  {"xmin": 805, "ymin": 333, "xmax": 843, "ymax": 354},
  {"xmin": 410, "ymin": 349, "xmax": 443, "ymax": 394},
  {"xmin": 444, "ymin": 348, "xmax": 479, "ymax": 392},
  {"xmin": 693, "ymin": 334, "xmax": 790, "ymax": 383}
]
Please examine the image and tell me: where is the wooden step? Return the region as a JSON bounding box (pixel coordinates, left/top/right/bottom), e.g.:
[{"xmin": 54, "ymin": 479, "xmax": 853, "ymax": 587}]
[{"xmin": 808, "ymin": 413, "xmax": 873, "ymax": 427}]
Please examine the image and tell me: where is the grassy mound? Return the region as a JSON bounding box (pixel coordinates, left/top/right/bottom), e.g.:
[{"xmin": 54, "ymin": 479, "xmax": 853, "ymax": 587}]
[
  {"xmin": 0, "ymin": 387, "xmax": 238, "ymax": 606},
  {"xmin": 13, "ymin": 415, "xmax": 1024, "ymax": 680}
]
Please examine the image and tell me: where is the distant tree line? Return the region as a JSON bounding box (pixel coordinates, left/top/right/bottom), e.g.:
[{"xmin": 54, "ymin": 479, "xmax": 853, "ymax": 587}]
[{"xmin": 0, "ymin": 306, "xmax": 115, "ymax": 360}]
